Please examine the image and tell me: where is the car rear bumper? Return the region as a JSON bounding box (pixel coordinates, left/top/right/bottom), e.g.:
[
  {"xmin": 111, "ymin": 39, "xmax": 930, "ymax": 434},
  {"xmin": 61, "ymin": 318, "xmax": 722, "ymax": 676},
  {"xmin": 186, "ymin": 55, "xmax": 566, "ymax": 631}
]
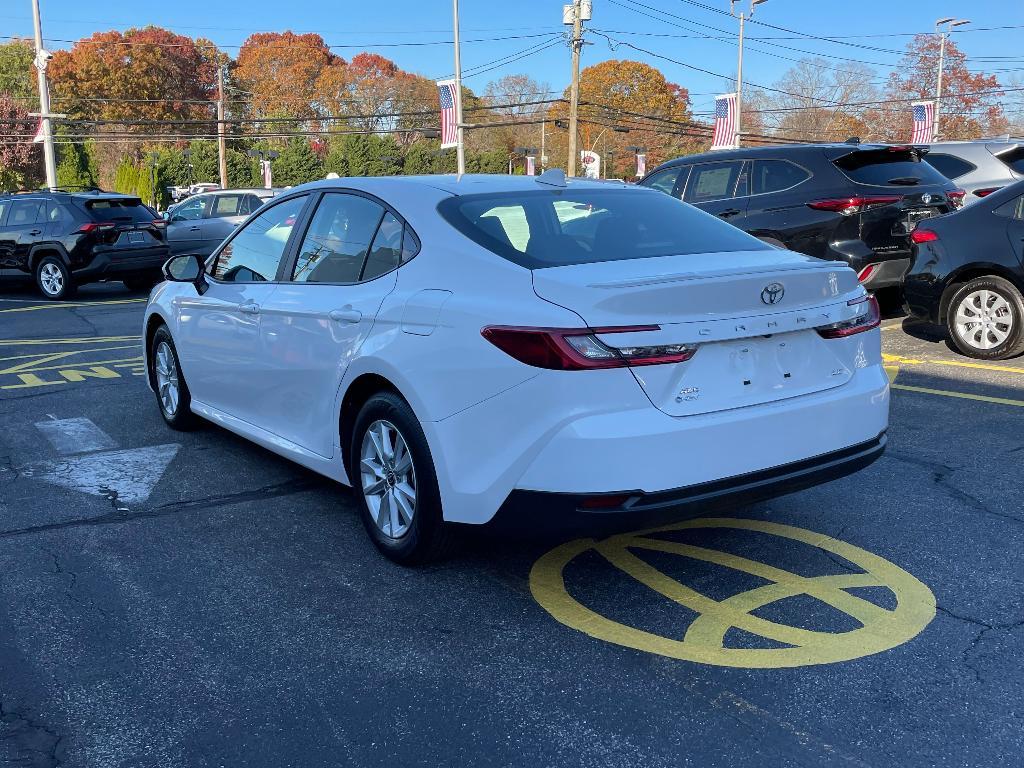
[
  {"xmin": 73, "ymin": 248, "xmax": 169, "ymax": 280},
  {"xmin": 859, "ymin": 257, "xmax": 910, "ymax": 290},
  {"xmin": 491, "ymin": 431, "xmax": 886, "ymax": 534}
]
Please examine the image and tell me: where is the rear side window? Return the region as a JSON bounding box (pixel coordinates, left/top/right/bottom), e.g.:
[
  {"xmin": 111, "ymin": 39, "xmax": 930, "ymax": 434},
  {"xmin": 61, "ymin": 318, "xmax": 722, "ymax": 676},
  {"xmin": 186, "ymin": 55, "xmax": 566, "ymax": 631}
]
[
  {"xmin": 684, "ymin": 161, "xmax": 744, "ymax": 203},
  {"xmin": 834, "ymin": 149, "xmax": 949, "ymax": 187},
  {"xmin": 242, "ymin": 194, "xmax": 266, "ymax": 215},
  {"xmin": 361, "ymin": 212, "xmax": 404, "ymax": 281},
  {"xmin": 438, "ymin": 188, "xmax": 769, "ymax": 270},
  {"xmin": 291, "ymin": 193, "xmax": 385, "ymax": 284},
  {"xmin": 752, "ymin": 160, "xmax": 811, "ymax": 194},
  {"xmin": 210, "ymin": 195, "xmax": 244, "ymax": 217},
  {"xmin": 0, "ymin": 200, "xmax": 9, "ymax": 226},
  {"xmin": 85, "ymin": 198, "xmax": 155, "ymax": 224},
  {"xmin": 9, "ymin": 199, "xmax": 45, "ymax": 226},
  {"xmin": 641, "ymin": 167, "xmax": 684, "ymax": 196},
  {"xmin": 995, "ymin": 146, "xmax": 1024, "ymax": 174},
  {"xmin": 924, "ymin": 153, "xmax": 976, "ymax": 180},
  {"xmin": 993, "ymin": 195, "xmax": 1024, "ymax": 220}
]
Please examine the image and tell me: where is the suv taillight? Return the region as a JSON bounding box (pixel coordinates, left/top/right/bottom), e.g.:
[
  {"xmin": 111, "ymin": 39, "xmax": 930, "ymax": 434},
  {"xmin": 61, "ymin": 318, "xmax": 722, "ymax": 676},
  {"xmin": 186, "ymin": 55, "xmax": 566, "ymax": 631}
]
[
  {"xmin": 481, "ymin": 326, "xmax": 697, "ymax": 370},
  {"xmin": 816, "ymin": 295, "xmax": 881, "ymax": 339},
  {"xmin": 974, "ymin": 187, "xmax": 1001, "ymax": 198},
  {"xmin": 910, "ymin": 228, "xmax": 938, "ymax": 244},
  {"xmin": 77, "ymin": 222, "xmax": 116, "ymax": 234},
  {"xmin": 947, "ymin": 189, "xmax": 966, "ymax": 208},
  {"xmin": 807, "ymin": 196, "xmax": 902, "ymax": 216},
  {"xmin": 151, "ymin": 219, "xmax": 167, "ymax": 229}
]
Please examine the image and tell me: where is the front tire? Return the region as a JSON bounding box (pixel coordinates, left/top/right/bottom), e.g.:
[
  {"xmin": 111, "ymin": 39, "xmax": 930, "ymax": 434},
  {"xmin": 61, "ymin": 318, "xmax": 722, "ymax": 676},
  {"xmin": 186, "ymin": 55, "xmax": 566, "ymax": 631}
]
[
  {"xmin": 150, "ymin": 326, "xmax": 198, "ymax": 430},
  {"xmin": 946, "ymin": 276, "xmax": 1024, "ymax": 360},
  {"xmin": 350, "ymin": 392, "xmax": 455, "ymax": 564},
  {"xmin": 34, "ymin": 256, "xmax": 76, "ymax": 300}
]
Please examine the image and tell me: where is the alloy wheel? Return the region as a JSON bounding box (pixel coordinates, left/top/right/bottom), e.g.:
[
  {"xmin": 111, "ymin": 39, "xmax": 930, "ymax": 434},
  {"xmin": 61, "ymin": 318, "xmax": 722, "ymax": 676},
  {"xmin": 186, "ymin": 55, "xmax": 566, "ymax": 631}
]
[
  {"xmin": 154, "ymin": 341, "xmax": 180, "ymax": 416},
  {"xmin": 39, "ymin": 263, "xmax": 64, "ymax": 296},
  {"xmin": 954, "ymin": 289, "xmax": 1014, "ymax": 351},
  {"xmin": 359, "ymin": 419, "xmax": 417, "ymax": 539}
]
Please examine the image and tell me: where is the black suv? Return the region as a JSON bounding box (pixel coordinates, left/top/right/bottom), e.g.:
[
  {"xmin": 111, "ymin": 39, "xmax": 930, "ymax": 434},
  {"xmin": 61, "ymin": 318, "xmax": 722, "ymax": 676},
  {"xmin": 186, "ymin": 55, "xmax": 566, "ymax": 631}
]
[
  {"xmin": 639, "ymin": 143, "xmax": 963, "ymax": 290},
  {"xmin": 0, "ymin": 190, "xmax": 170, "ymax": 299}
]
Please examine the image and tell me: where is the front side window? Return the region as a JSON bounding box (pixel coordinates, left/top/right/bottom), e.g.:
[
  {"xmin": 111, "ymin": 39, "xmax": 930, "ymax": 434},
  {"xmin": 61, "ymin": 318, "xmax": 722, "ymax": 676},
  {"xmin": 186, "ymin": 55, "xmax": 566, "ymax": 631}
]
[
  {"xmin": 9, "ymin": 199, "xmax": 45, "ymax": 226},
  {"xmin": 641, "ymin": 167, "xmax": 684, "ymax": 196},
  {"xmin": 684, "ymin": 161, "xmax": 744, "ymax": 203},
  {"xmin": 291, "ymin": 193, "xmax": 385, "ymax": 284},
  {"xmin": 439, "ymin": 188, "xmax": 769, "ymax": 270},
  {"xmin": 172, "ymin": 197, "xmax": 206, "ymax": 221},
  {"xmin": 210, "ymin": 194, "xmax": 306, "ymax": 282},
  {"xmin": 752, "ymin": 159, "xmax": 811, "ymax": 195}
]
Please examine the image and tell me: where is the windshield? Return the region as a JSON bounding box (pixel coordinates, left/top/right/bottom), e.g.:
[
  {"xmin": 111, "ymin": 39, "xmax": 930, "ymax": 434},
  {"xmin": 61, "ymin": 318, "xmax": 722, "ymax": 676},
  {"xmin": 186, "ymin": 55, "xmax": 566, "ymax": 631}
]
[
  {"xmin": 438, "ymin": 188, "xmax": 769, "ymax": 269},
  {"xmin": 834, "ymin": 149, "xmax": 949, "ymax": 187}
]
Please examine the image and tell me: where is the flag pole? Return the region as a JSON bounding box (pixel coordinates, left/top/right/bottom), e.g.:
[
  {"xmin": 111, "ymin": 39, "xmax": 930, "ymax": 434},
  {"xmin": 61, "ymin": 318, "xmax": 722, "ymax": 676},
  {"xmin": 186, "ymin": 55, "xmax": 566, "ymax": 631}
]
[{"xmin": 452, "ymin": 0, "xmax": 466, "ymax": 175}]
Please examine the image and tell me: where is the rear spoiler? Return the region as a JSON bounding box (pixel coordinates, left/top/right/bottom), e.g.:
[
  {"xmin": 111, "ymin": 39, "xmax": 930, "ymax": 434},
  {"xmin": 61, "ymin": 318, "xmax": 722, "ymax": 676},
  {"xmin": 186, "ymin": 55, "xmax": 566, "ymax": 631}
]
[{"xmin": 824, "ymin": 145, "xmax": 930, "ymax": 162}]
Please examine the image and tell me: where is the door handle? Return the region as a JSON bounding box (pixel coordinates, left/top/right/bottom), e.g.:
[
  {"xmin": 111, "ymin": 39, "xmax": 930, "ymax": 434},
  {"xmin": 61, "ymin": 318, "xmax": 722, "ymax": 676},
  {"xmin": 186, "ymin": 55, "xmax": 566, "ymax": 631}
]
[
  {"xmin": 329, "ymin": 308, "xmax": 362, "ymax": 324},
  {"xmin": 189, "ymin": 226, "xmax": 201, "ymax": 231},
  {"xmin": 718, "ymin": 209, "xmax": 742, "ymax": 218},
  {"xmin": 238, "ymin": 302, "xmax": 260, "ymax": 315},
  {"xmin": 28, "ymin": 229, "xmax": 42, "ymax": 235}
]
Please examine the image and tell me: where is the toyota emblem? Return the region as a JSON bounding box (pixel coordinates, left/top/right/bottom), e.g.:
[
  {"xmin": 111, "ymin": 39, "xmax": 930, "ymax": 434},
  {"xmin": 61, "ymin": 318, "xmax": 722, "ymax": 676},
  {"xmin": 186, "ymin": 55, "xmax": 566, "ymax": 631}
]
[
  {"xmin": 761, "ymin": 282, "xmax": 785, "ymax": 305},
  {"xmin": 922, "ymin": 193, "xmax": 933, "ymax": 204}
]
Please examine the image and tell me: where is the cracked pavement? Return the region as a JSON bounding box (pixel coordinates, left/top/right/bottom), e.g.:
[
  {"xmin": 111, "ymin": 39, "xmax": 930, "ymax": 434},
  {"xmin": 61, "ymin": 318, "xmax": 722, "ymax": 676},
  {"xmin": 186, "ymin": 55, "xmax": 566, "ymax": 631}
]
[{"xmin": 0, "ymin": 283, "xmax": 1021, "ymax": 767}]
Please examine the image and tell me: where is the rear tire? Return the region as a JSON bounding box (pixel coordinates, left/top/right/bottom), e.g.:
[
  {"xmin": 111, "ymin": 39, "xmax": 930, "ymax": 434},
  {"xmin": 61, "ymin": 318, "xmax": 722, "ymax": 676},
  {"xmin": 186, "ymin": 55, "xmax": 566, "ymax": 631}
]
[
  {"xmin": 945, "ymin": 276, "xmax": 1024, "ymax": 360},
  {"xmin": 150, "ymin": 326, "xmax": 198, "ymax": 430},
  {"xmin": 349, "ymin": 392, "xmax": 457, "ymax": 565},
  {"xmin": 34, "ymin": 255, "xmax": 76, "ymax": 300}
]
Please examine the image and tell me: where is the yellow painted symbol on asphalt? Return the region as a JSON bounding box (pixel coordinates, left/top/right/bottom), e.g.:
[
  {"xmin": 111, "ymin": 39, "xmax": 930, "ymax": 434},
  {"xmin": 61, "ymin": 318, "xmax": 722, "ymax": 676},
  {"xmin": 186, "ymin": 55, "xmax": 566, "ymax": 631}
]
[{"xmin": 530, "ymin": 518, "xmax": 936, "ymax": 668}]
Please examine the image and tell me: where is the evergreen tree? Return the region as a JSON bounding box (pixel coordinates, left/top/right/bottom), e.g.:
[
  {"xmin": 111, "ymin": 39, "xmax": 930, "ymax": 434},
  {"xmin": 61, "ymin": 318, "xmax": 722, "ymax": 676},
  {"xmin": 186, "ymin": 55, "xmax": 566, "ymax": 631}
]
[
  {"xmin": 271, "ymin": 137, "xmax": 323, "ymax": 186},
  {"xmin": 55, "ymin": 140, "xmax": 95, "ymax": 190}
]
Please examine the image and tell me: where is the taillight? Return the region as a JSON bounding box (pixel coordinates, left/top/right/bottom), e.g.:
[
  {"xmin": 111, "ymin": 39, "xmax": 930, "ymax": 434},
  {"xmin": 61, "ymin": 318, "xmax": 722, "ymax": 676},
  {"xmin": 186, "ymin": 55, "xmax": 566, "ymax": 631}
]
[
  {"xmin": 151, "ymin": 219, "xmax": 167, "ymax": 229},
  {"xmin": 807, "ymin": 196, "xmax": 902, "ymax": 215},
  {"xmin": 481, "ymin": 325, "xmax": 697, "ymax": 370},
  {"xmin": 947, "ymin": 189, "xmax": 966, "ymax": 208},
  {"xmin": 816, "ymin": 295, "xmax": 881, "ymax": 339},
  {"xmin": 974, "ymin": 187, "xmax": 1001, "ymax": 198},
  {"xmin": 77, "ymin": 222, "xmax": 116, "ymax": 234},
  {"xmin": 857, "ymin": 264, "xmax": 878, "ymax": 283},
  {"xmin": 910, "ymin": 228, "xmax": 938, "ymax": 244}
]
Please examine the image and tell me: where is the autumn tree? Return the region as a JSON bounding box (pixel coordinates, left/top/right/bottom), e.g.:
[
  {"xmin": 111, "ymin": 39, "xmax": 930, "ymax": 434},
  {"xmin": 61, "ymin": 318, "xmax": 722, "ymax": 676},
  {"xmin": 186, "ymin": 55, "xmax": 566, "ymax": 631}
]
[
  {"xmin": 480, "ymin": 74, "xmax": 551, "ymax": 155},
  {"xmin": 236, "ymin": 32, "xmax": 341, "ymax": 121},
  {"xmin": 872, "ymin": 33, "xmax": 1005, "ymax": 142},
  {"xmin": 0, "ymin": 94, "xmax": 40, "ymax": 189},
  {"xmin": 0, "ymin": 39, "xmax": 36, "ymax": 102},
  {"xmin": 48, "ymin": 27, "xmax": 220, "ymax": 123}
]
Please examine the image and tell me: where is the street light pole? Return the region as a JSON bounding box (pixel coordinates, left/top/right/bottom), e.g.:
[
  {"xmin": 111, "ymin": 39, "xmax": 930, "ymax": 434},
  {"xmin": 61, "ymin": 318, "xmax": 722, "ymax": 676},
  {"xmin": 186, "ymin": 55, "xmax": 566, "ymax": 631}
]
[
  {"xmin": 452, "ymin": 0, "xmax": 466, "ymax": 175},
  {"xmin": 730, "ymin": 0, "xmax": 767, "ymax": 149},
  {"xmin": 30, "ymin": 0, "xmax": 57, "ymax": 189},
  {"xmin": 933, "ymin": 17, "xmax": 970, "ymax": 142}
]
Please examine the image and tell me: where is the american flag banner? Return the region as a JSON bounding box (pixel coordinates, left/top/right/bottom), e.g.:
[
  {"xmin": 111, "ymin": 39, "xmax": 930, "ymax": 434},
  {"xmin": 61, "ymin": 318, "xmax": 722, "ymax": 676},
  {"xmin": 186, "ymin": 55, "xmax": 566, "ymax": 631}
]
[
  {"xmin": 436, "ymin": 79, "xmax": 459, "ymax": 149},
  {"xmin": 911, "ymin": 100, "xmax": 935, "ymax": 144},
  {"xmin": 635, "ymin": 153, "xmax": 646, "ymax": 177},
  {"xmin": 32, "ymin": 118, "xmax": 44, "ymax": 144},
  {"xmin": 711, "ymin": 93, "xmax": 737, "ymax": 150},
  {"xmin": 525, "ymin": 155, "xmax": 536, "ymax": 176}
]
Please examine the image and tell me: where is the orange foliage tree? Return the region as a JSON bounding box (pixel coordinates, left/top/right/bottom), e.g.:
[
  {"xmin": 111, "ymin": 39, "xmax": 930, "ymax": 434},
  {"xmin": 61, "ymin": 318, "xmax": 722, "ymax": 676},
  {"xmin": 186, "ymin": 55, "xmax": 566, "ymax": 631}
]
[{"xmin": 235, "ymin": 32, "xmax": 342, "ymax": 120}]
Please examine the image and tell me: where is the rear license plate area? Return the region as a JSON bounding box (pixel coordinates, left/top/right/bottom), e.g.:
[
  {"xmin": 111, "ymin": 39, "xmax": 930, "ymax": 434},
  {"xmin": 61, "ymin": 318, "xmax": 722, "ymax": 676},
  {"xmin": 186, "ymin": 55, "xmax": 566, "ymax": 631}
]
[
  {"xmin": 127, "ymin": 231, "xmax": 145, "ymax": 244},
  {"xmin": 897, "ymin": 208, "xmax": 939, "ymax": 234}
]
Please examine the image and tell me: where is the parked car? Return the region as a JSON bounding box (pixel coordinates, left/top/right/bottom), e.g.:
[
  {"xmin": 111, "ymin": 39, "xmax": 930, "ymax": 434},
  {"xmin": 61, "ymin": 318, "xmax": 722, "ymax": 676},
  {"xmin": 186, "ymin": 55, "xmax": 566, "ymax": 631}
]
[
  {"xmin": 639, "ymin": 143, "xmax": 963, "ymax": 291},
  {"xmin": 144, "ymin": 173, "xmax": 889, "ymax": 563},
  {"xmin": 903, "ymin": 179, "xmax": 1024, "ymax": 360},
  {"xmin": 920, "ymin": 139, "xmax": 1024, "ymax": 204},
  {"xmin": 0, "ymin": 190, "xmax": 169, "ymax": 299},
  {"xmin": 164, "ymin": 188, "xmax": 278, "ymax": 257}
]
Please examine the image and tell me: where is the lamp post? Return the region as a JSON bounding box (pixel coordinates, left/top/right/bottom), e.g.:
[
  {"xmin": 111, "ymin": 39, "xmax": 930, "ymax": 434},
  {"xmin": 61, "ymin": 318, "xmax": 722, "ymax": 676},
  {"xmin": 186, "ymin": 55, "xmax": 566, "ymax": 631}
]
[
  {"xmin": 247, "ymin": 149, "xmax": 279, "ymax": 189},
  {"xmin": 933, "ymin": 17, "xmax": 970, "ymax": 142},
  {"xmin": 729, "ymin": 0, "xmax": 768, "ymax": 148}
]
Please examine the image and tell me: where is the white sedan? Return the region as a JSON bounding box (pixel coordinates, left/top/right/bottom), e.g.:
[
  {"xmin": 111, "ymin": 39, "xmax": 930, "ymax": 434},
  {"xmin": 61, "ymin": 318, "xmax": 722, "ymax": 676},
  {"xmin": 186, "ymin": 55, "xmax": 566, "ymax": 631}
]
[{"xmin": 144, "ymin": 172, "xmax": 889, "ymax": 563}]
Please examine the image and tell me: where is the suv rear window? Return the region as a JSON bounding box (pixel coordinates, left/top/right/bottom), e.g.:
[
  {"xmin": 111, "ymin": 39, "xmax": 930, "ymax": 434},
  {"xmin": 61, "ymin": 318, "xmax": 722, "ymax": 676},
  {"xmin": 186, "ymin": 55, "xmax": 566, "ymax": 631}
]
[
  {"xmin": 438, "ymin": 188, "xmax": 769, "ymax": 269},
  {"xmin": 995, "ymin": 146, "xmax": 1024, "ymax": 174},
  {"xmin": 83, "ymin": 198, "xmax": 156, "ymax": 224},
  {"xmin": 834, "ymin": 149, "xmax": 949, "ymax": 187}
]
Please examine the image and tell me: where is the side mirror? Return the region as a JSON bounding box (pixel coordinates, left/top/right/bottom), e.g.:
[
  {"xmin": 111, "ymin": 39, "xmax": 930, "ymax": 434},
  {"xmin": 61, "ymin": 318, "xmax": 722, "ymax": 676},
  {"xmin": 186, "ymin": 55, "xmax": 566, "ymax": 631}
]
[
  {"xmin": 161, "ymin": 211, "xmax": 170, "ymax": 221},
  {"xmin": 162, "ymin": 253, "xmax": 209, "ymax": 295}
]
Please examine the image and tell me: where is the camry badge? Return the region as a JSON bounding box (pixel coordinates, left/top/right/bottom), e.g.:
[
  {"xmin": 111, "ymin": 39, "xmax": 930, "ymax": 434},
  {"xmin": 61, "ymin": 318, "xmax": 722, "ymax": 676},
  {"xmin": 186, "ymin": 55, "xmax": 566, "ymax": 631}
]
[{"xmin": 761, "ymin": 282, "xmax": 785, "ymax": 305}]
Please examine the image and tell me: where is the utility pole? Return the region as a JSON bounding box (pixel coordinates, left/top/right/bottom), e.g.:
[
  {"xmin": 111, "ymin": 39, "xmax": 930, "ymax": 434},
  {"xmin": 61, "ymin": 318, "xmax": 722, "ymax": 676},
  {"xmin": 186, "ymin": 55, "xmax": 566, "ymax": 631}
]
[
  {"xmin": 217, "ymin": 65, "xmax": 228, "ymax": 189},
  {"xmin": 30, "ymin": 0, "xmax": 57, "ymax": 189},
  {"xmin": 452, "ymin": 0, "xmax": 466, "ymax": 175},
  {"xmin": 565, "ymin": 0, "xmax": 587, "ymax": 177},
  {"xmin": 933, "ymin": 17, "xmax": 970, "ymax": 142},
  {"xmin": 730, "ymin": 0, "xmax": 767, "ymax": 149}
]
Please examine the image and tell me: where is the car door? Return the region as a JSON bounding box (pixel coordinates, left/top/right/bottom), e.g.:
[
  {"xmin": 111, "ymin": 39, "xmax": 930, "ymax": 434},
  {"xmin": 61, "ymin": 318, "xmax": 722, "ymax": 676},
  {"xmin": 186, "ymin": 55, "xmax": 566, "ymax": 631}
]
[
  {"xmin": 165, "ymin": 195, "xmax": 209, "ymax": 255},
  {"xmin": 3, "ymin": 199, "xmax": 47, "ymax": 270},
  {"xmin": 173, "ymin": 194, "xmax": 310, "ymax": 424},
  {"xmin": 994, "ymin": 193, "xmax": 1024, "ymax": 266},
  {"xmin": 0, "ymin": 199, "xmax": 17, "ymax": 274},
  {"xmin": 683, "ymin": 160, "xmax": 749, "ymax": 224},
  {"xmin": 742, "ymin": 158, "xmax": 813, "ymax": 248},
  {"xmin": 256, "ymin": 191, "xmax": 410, "ymax": 457}
]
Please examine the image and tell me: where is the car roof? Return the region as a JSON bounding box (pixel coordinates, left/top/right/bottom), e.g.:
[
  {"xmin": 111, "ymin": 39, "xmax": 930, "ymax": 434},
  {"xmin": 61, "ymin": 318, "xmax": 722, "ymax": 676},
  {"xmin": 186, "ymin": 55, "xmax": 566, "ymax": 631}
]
[
  {"xmin": 655, "ymin": 142, "xmax": 902, "ymax": 167},
  {"xmin": 285, "ymin": 174, "xmax": 631, "ymax": 197}
]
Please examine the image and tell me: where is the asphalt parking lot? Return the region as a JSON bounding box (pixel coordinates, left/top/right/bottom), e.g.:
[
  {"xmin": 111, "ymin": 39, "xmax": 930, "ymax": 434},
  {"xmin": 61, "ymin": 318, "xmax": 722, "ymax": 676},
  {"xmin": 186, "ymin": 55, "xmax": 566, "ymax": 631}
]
[{"xmin": 0, "ymin": 282, "xmax": 1021, "ymax": 768}]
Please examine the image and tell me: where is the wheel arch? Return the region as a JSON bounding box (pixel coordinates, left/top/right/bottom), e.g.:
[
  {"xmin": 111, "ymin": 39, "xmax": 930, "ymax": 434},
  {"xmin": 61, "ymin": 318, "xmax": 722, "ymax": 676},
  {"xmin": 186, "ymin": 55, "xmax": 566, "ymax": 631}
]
[
  {"xmin": 338, "ymin": 372, "xmax": 409, "ymax": 480},
  {"xmin": 28, "ymin": 243, "xmax": 71, "ymax": 271},
  {"xmin": 144, "ymin": 311, "xmax": 170, "ymax": 391},
  {"xmin": 938, "ymin": 263, "xmax": 1024, "ymax": 323}
]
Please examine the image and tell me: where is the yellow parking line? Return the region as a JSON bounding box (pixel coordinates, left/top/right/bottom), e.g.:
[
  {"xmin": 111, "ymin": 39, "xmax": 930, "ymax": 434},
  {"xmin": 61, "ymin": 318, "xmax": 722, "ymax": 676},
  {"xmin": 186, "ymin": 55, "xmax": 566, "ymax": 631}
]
[
  {"xmin": 891, "ymin": 383, "xmax": 1024, "ymax": 408},
  {"xmin": 0, "ymin": 344, "xmax": 140, "ymax": 364},
  {"xmin": 883, "ymin": 353, "xmax": 1024, "ymax": 376},
  {"xmin": 0, "ymin": 335, "xmax": 139, "ymax": 347},
  {"xmin": 0, "ymin": 355, "xmax": 143, "ymax": 376},
  {"xmin": 0, "ymin": 298, "xmax": 146, "ymax": 313}
]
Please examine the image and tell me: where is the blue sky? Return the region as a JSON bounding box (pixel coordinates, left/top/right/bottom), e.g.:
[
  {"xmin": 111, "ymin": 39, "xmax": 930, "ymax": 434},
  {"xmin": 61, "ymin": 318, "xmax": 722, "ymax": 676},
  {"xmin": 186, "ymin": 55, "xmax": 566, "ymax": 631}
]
[{"xmin": 3, "ymin": 1, "xmax": 1020, "ymax": 115}]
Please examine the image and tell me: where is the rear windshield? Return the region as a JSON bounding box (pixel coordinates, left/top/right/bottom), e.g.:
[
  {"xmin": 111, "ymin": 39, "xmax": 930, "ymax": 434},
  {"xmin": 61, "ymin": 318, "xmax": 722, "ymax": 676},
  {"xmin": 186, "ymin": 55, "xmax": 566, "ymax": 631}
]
[
  {"xmin": 437, "ymin": 188, "xmax": 769, "ymax": 269},
  {"xmin": 995, "ymin": 146, "xmax": 1024, "ymax": 174},
  {"xmin": 834, "ymin": 149, "xmax": 949, "ymax": 187},
  {"xmin": 83, "ymin": 198, "xmax": 155, "ymax": 224}
]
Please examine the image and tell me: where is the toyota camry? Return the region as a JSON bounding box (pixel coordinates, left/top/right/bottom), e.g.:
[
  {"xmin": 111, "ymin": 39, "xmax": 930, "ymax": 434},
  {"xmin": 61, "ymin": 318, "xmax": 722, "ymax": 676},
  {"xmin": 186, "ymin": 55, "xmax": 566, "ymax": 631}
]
[{"xmin": 143, "ymin": 172, "xmax": 889, "ymax": 563}]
